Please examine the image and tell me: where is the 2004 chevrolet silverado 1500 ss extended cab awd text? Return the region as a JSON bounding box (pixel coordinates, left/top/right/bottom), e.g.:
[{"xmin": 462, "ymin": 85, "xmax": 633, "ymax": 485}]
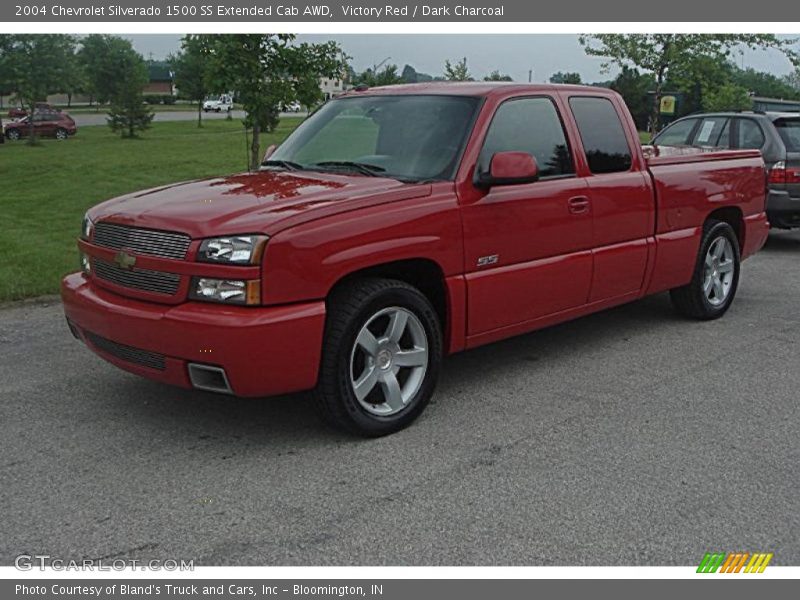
[{"xmin": 62, "ymin": 83, "xmax": 770, "ymax": 436}]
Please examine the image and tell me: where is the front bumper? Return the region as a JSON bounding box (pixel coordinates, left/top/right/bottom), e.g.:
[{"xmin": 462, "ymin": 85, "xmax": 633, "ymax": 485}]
[
  {"xmin": 61, "ymin": 272, "xmax": 325, "ymax": 397},
  {"xmin": 766, "ymin": 189, "xmax": 800, "ymax": 229}
]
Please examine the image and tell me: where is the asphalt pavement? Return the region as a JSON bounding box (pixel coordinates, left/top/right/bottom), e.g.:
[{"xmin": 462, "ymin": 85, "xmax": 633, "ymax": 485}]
[{"xmin": 1, "ymin": 231, "xmax": 799, "ymax": 566}]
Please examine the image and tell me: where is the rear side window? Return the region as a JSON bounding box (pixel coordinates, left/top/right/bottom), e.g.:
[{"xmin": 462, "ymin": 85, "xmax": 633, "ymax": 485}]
[
  {"xmin": 655, "ymin": 118, "xmax": 697, "ymax": 146},
  {"xmin": 479, "ymin": 97, "xmax": 574, "ymax": 178},
  {"xmin": 569, "ymin": 97, "xmax": 633, "ymax": 173},
  {"xmin": 736, "ymin": 119, "xmax": 765, "ymax": 149},
  {"xmin": 692, "ymin": 117, "xmax": 729, "ymax": 146},
  {"xmin": 774, "ymin": 118, "xmax": 800, "ymax": 152}
]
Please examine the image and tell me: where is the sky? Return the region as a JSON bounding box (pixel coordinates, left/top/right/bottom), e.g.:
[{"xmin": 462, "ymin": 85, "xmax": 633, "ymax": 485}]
[{"xmin": 122, "ymin": 34, "xmax": 800, "ymax": 83}]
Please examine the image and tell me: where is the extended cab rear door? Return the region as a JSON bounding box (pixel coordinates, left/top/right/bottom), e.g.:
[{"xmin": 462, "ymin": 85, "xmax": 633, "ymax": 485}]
[{"xmin": 561, "ymin": 93, "xmax": 655, "ymax": 302}]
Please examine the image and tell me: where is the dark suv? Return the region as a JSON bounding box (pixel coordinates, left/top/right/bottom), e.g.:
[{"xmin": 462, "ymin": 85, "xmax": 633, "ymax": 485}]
[{"xmin": 654, "ymin": 111, "xmax": 800, "ymax": 229}]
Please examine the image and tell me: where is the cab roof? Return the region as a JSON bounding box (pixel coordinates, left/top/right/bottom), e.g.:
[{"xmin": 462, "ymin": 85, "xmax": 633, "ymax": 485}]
[{"xmin": 338, "ymin": 82, "xmax": 618, "ymax": 99}]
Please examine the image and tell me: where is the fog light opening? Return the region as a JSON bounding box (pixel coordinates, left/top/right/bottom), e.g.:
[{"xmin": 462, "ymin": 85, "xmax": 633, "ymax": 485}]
[{"xmin": 188, "ymin": 363, "xmax": 233, "ymax": 394}]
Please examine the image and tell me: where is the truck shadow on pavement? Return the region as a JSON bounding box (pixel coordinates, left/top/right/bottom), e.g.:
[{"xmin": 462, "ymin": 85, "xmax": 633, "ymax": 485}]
[{"xmin": 112, "ymin": 290, "xmax": 685, "ymax": 447}]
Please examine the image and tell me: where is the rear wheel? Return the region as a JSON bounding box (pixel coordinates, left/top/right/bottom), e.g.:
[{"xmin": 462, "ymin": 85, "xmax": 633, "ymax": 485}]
[
  {"xmin": 6, "ymin": 129, "xmax": 20, "ymax": 141},
  {"xmin": 313, "ymin": 278, "xmax": 442, "ymax": 437},
  {"xmin": 55, "ymin": 128, "xmax": 68, "ymax": 140},
  {"xmin": 670, "ymin": 220, "xmax": 741, "ymax": 320}
]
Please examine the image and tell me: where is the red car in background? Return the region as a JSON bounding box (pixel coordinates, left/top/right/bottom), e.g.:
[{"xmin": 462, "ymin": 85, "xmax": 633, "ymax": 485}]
[
  {"xmin": 4, "ymin": 110, "xmax": 77, "ymax": 140},
  {"xmin": 8, "ymin": 103, "xmax": 59, "ymax": 119}
]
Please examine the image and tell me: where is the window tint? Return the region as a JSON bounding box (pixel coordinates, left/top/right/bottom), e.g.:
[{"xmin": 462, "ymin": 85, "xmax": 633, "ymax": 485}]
[
  {"xmin": 479, "ymin": 97, "xmax": 574, "ymax": 178},
  {"xmin": 736, "ymin": 119, "xmax": 765, "ymax": 150},
  {"xmin": 569, "ymin": 97, "xmax": 632, "ymax": 173},
  {"xmin": 655, "ymin": 118, "xmax": 697, "ymax": 146},
  {"xmin": 692, "ymin": 117, "xmax": 728, "ymax": 146},
  {"xmin": 774, "ymin": 118, "xmax": 800, "ymax": 152}
]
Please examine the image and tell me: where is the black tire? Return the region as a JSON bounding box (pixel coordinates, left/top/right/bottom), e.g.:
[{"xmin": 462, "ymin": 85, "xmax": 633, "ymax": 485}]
[
  {"xmin": 313, "ymin": 278, "xmax": 442, "ymax": 437},
  {"xmin": 6, "ymin": 129, "xmax": 20, "ymax": 141},
  {"xmin": 55, "ymin": 128, "xmax": 68, "ymax": 140},
  {"xmin": 670, "ymin": 220, "xmax": 741, "ymax": 320}
]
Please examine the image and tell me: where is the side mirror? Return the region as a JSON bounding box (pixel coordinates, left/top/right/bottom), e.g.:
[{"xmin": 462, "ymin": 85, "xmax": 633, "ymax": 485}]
[
  {"xmin": 262, "ymin": 144, "xmax": 277, "ymax": 162},
  {"xmin": 477, "ymin": 151, "xmax": 539, "ymax": 188}
]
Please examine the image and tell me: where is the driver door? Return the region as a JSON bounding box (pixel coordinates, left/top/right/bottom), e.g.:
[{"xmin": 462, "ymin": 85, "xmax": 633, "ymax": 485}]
[{"xmin": 461, "ymin": 96, "xmax": 593, "ymax": 336}]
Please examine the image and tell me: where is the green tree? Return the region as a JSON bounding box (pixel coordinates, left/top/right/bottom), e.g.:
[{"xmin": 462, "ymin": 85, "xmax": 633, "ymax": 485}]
[
  {"xmin": 104, "ymin": 45, "xmax": 153, "ymax": 138},
  {"xmin": 484, "ymin": 70, "xmax": 513, "ymax": 82},
  {"xmin": 579, "ymin": 34, "xmax": 799, "ymax": 133},
  {"xmin": 0, "ymin": 34, "xmax": 76, "ymax": 144},
  {"xmin": 356, "ymin": 64, "xmax": 403, "ymax": 87},
  {"xmin": 171, "ymin": 35, "xmax": 214, "ymax": 127},
  {"xmin": 732, "ymin": 67, "xmax": 800, "ymax": 100},
  {"xmin": 702, "ymin": 83, "xmax": 753, "ymax": 112},
  {"xmin": 609, "ymin": 66, "xmax": 655, "ymax": 131},
  {"xmin": 200, "ymin": 34, "xmax": 346, "ymax": 171},
  {"xmin": 79, "ymin": 35, "xmax": 144, "ymax": 109},
  {"xmin": 549, "ymin": 71, "xmax": 582, "ymax": 84},
  {"xmin": 444, "ymin": 57, "xmax": 472, "ymax": 81}
]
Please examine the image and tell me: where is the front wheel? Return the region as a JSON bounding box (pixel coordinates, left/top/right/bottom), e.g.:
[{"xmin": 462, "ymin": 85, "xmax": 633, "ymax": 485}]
[
  {"xmin": 6, "ymin": 129, "xmax": 20, "ymax": 141},
  {"xmin": 55, "ymin": 128, "xmax": 68, "ymax": 140},
  {"xmin": 313, "ymin": 278, "xmax": 442, "ymax": 437},
  {"xmin": 670, "ymin": 220, "xmax": 741, "ymax": 320}
]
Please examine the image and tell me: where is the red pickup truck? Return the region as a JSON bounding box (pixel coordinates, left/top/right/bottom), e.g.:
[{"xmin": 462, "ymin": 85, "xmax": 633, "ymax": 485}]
[{"xmin": 62, "ymin": 83, "xmax": 769, "ymax": 436}]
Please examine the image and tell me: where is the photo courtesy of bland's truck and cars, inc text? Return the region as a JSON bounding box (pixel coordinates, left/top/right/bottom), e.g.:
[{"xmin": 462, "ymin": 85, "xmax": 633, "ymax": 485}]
[{"xmin": 1, "ymin": 19, "xmax": 799, "ymax": 593}]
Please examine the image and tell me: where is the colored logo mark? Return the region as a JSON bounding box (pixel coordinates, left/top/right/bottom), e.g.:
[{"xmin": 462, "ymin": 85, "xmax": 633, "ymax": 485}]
[{"xmin": 697, "ymin": 552, "xmax": 773, "ymax": 573}]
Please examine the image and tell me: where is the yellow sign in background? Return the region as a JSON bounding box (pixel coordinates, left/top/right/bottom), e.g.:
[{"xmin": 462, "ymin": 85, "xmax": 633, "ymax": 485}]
[{"xmin": 660, "ymin": 95, "xmax": 677, "ymax": 115}]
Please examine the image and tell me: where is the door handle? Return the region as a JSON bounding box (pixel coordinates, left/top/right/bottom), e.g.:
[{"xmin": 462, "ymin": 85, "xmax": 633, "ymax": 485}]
[{"xmin": 568, "ymin": 196, "xmax": 590, "ymax": 214}]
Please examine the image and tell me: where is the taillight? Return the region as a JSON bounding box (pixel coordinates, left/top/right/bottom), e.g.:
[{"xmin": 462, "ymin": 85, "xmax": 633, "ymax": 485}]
[
  {"xmin": 769, "ymin": 161, "xmax": 800, "ymax": 185},
  {"xmin": 768, "ymin": 161, "xmax": 786, "ymax": 184}
]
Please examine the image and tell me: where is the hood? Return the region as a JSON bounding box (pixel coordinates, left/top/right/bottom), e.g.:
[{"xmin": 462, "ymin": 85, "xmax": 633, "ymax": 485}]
[{"xmin": 88, "ymin": 170, "xmax": 432, "ymax": 238}]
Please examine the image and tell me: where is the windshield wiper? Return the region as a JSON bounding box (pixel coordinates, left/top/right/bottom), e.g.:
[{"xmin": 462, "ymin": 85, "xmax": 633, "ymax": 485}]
[
  {"xmin": 261, "ymin": 159, "xmax": 305, "ymax": 171},
  {"xmin": 311, "ymin": 161, "xmax": 386, "ymax": 176}
]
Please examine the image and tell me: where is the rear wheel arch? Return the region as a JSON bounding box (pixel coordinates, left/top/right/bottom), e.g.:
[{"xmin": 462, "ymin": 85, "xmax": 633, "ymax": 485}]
[{"xmin": 706, "ymin": 206, "xmax": 744, "ymax": 250}]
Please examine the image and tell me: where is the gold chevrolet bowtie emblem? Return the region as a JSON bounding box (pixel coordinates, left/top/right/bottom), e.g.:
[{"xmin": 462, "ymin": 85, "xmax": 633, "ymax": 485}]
[{"xmin": 113, "ymin": 251, "xmax": 136, "ymax": 270}]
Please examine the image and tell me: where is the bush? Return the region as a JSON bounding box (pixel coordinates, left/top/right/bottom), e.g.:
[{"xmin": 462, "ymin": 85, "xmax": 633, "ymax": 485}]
[
  {"xmin": 143, "ymin": 94, "xmax": 163, "ymax": 105},
  {"xmin": 162, "ymin": 95, "xmax": 177, "ymax": 105}
]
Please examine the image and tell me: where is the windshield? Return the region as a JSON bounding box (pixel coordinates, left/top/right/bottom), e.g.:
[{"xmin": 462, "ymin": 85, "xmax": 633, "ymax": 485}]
[
  {"xmin": 268, "ymin": 94, "xmax": 481, "ymax": 182},
  {"xmin": 774, "ymin": 118, "xmax": 800, "ymax": 152}
]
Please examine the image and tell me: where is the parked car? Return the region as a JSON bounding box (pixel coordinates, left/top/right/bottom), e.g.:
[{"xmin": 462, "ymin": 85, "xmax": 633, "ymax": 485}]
[
  {"xmin": 7, "ymin": 103, "xmax": 60, "ymax": 120},
  {"xmin": 62, "ymin": 83, "xmax": 768, "ymax": 436},
  {"xmin": 654, "ymin": 111, "xmax": 800, "ymax": 229},
  {"xmin": 282, "ymin": 100, "xmax": 302, "ymax": 112},
  {"xmin": 4, "ymin": 111, "xmax": 77, "ymax": 140},
  {"xmin": 202, "ymin": 94, "xmax": 233, "ymax": 113}
]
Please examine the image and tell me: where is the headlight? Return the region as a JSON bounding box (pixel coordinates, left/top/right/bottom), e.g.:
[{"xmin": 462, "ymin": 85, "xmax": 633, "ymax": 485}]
[
  {"xmin": 197, "ymin": 235, "xmax": 268, "ymax": 265},
  {"xmin": 189, "ymin": 277, "xmax": 261, "ymax": 305},
  {"xmin": 81, "ymin": 214, "xmax": 94, "ymax": 240}
]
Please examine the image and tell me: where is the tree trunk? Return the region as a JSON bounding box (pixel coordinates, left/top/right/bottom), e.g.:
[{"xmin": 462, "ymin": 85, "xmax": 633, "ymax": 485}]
[
  {"xmin": 197, "ymin": 102, "xmax": 202, "ymax": 128},
  {"xmin": 650, "ymin": 69, "xmax": 666, "ymax": 137},
  {"xmin": 26, "ymin": 101, "xmax": 36, "ymax": 146},
  {"xmin": 249, "ymin": 123, "xmax": 261, "ymax": 172}
]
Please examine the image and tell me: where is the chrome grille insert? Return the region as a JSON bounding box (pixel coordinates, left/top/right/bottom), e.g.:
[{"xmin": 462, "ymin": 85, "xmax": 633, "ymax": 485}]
[
  {"xmin": 93, "ymin": 222, "xmax": 191, "ymax": 260},
  {"xmin": 84, "ymin": 331, "xmax": 166, "ymax": 371},
  {"xmin": 94, "ymin": 259, "xmax": 180, "ymax": 296}
]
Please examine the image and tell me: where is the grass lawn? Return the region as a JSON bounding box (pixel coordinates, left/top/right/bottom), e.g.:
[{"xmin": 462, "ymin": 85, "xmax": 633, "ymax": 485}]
[
  {"xmin": 639, "ymin": 131, "xmax": 652, "ymax": 143},
  {"xmin": 0, "ymin": 117, "xmax": 303, "ymax": 302}
]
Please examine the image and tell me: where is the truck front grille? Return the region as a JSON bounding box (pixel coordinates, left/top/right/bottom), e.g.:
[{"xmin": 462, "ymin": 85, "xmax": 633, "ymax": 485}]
[
  {"xmin": 84, "ymin": 331, "xmax": 166, "ymax": 371},
  {"xmin": 93, "ymin": 222, "xmax": 191, "ymax": 260},
  {"xmin": 94, "ymin": 259, "xmax": 181, "ymax": 296}
]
